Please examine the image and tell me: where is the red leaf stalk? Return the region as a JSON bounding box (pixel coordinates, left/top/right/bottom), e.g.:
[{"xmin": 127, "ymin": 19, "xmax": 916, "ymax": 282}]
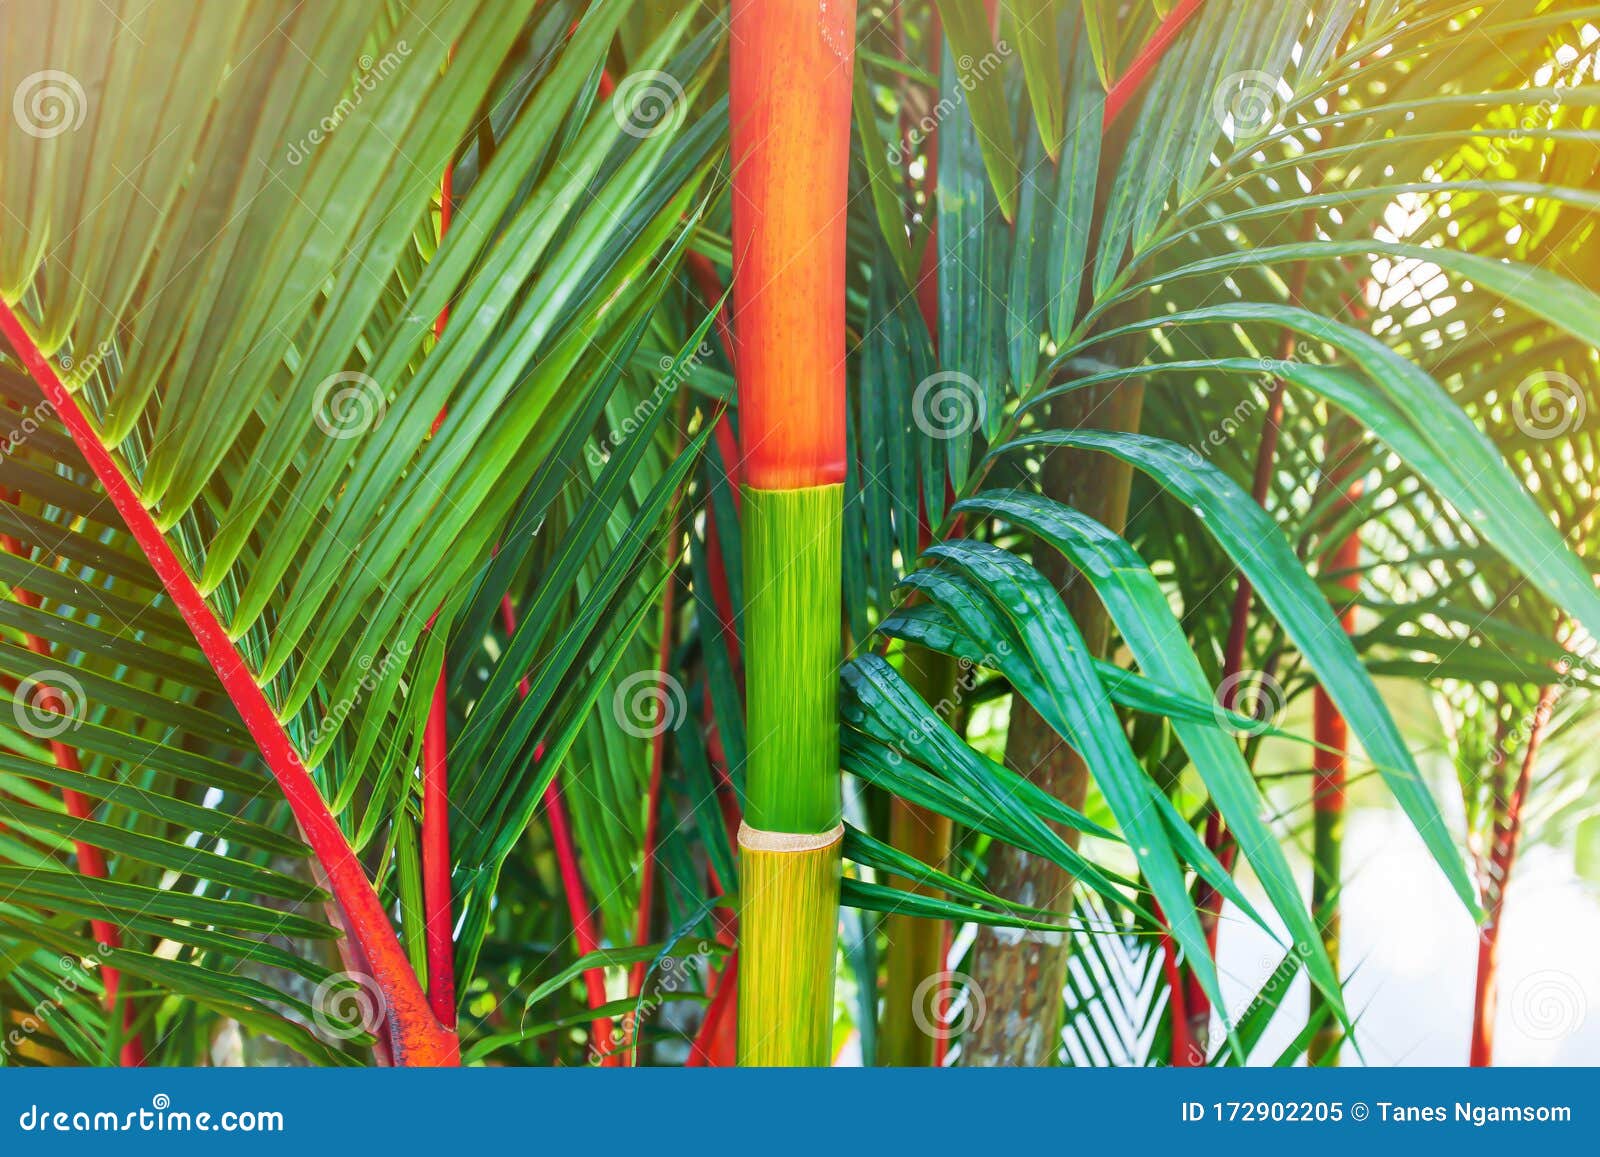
[
  {"xmin": 422, "ymin": 672, "xmax": 456, "ymax": 1029},
  {"xmin": 1471, "ymin": 683, "xmax": 1559, "ymax": 1066},
  {"xmin": 496, "ymin": 598, "xmax": 618, "ymax": 1064},
  {"xmin": 1152, "ymin": 897, "xmax": 1195, "ymax": 1067},
  {"xmin": 1102, "ymin": 0, "xmax": 1208, "ymax": 128},
  {"xmin": 420, "ymin": 151, "xmax": 459, "ymax": 1030},
  {"xmin": 1195, "ymin": 207, "xmax": 1322, "ymax": 1043},
  {"xmin": 5, "ymin": 581, "xmax": 144, "ymax": 1059},
  {"xmin": 687, "ymin": 953, "xmax": 738, "ymax": 1066},
  {"xmin": 0, "ymin": 304, "xmax": 455, "ymax": 1065},
  {"xmin": 1308, "ymin": 430, "xmax": 1364, "ymax": 1063},
  {"xmin": 0, "ymin": 511, "xmax": 144, "ymax": 1064}
]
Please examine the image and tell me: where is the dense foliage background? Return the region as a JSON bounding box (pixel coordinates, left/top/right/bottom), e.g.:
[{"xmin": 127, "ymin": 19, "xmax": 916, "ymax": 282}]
[{"xmin": 0, "ymin": 0, "xmax": 1595, "ymax": 1068}]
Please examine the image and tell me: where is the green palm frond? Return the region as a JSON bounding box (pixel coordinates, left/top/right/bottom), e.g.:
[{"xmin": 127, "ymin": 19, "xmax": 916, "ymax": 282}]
[
  {"xmin": 839, "ymin": 0, "xmax": 1600, "ymax": 1064},
  {"xmin": 0, "ymin": 0, "xmax": 726, "ymax": 1062}
]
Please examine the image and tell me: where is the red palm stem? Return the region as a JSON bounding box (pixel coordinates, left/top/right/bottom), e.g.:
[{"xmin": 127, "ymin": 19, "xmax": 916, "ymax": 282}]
[
  {"xmin": 496, "ymin": 596, "xmax": 619, "ymax": 1064},
  {"xmin": 420, "ymin": 149, "xmax": 458, "ymax": 1027},
  {"xmin": 1471, "ymin": 683, "xmax": 1559, "ymax": 1065},
  {"xmin": 0, "ymin": 304, "xmax": 454, "ymax": 1064},
  {"xmin": 686, "ymin": 953, "xmax": 738, "ymax": 1066},
  {"xmin": 1152, "ymin": 898, "xmax": 1195, "ymax": 1066},
  {"xmin": 627, "ymin": 575, "xmax": 678, "ymax": 1003},
  {"xmin": 422, "ymin": 673, "xmax": 456, "ymax": 1028},
  {"xmin": 1102, "ymin": 0, "xmax": 1208, "ymax": 128},
  {"xmin": 0, "ymin": 517, "xmax": 145, "ymax": 1064}
]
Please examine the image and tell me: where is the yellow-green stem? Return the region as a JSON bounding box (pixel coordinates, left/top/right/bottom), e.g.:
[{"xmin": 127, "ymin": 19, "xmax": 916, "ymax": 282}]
[
  {"xmin": 737, "ymin": 824, "xmax": 842, "ymax": 1066},
  {"xmin": 739, "ymin": 483, "xmax": 843, "ymax": 1065},
  {"xmin": 743, "ymin": 484, "xmax": 843, "ymax": 834}
]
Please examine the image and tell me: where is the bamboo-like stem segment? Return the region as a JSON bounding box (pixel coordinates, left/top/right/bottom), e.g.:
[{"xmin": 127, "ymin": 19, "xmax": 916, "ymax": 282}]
[
  {"xmin": 737, "ymin": 823, "xmax": 843, "ymax": 1066},
  {"xmin": 730, "ymin": 0, "xmax": 854, "ymax": 1066},
  {"xmin": 743, "ymin": 484, "xmax": 843, "ymax": 834},
  {"xmin": 729, "ymin": 0, "xmax": 853, "ymax": 490},
  {"xmin": 738, "ymin": 484, "xmax": 843, "ymax": 1064}
]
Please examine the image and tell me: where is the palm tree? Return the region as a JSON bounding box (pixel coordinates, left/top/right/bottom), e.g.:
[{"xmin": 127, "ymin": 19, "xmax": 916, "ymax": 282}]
[
  {"xmin": 0, "ymin": 0, "xmax": 732, "ymax": 1065},
  {"xmin": 845, "ymin": 0, "xmax": 1600, "ymax": 1066},
  {"xmin": 0, "ymin": 0, "xmax": 1594, "ymax": 1069}
]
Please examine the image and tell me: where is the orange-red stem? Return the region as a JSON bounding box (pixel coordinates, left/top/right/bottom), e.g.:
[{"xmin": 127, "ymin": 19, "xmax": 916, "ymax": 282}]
[
  {"xmin": 1471, "ymin": 684, "xmax": 1558, "ymax": 1066},
  {"xmin": 687, "ymin": 953, "xmax": 738, "ymax": 1066},
  {"xmin": 1102, "ymin": 0, "xmax": 1208, "ymax": 128},
  {"xmin": 0, "ymin": 515, "xmax": 144, "ymax": 1064},
  {"xmin": 422, "ymin": 673, "xmax": 456, "ymax": 1029},
  {"xmin": 729, "ymin": 0, "xmax": 854, "ymax": 488},
  {"xmin": 0, "ymin": 306, "xmax": 455, "ymax": 1064},
  {"xmin": 420, "ymin": 150, "xmax": 459, "ymax": 1029},
  {"xmin": 497, "ymin": 597, "xmax": 618, "ymax": 1064}
]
